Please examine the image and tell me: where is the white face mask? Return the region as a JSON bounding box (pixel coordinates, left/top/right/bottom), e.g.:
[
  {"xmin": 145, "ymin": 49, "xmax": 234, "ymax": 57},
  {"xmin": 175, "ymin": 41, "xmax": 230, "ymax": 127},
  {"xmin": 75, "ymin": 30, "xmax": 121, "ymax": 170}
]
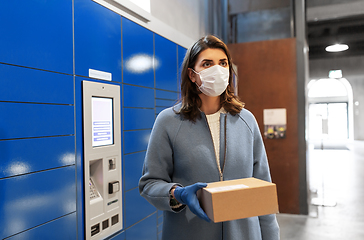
[{"xmin": 192, "ymin": 65, "xmax": 229, "ymax": 97}]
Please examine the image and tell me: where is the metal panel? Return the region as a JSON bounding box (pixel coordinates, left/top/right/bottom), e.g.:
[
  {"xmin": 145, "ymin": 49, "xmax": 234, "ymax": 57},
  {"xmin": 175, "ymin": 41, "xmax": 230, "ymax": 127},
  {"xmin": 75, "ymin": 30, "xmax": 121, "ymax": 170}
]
[
  {"xmin": 157, "ymin": 214, "xmax": 163, "ymax": 225},
  {"xmin": 74, "ymin": 77, "xmax": 85, "ymax": 240},
  {"xmin": 155, "ymin": 99, "xmax": 176, "ymax": 108},
  {"xmin": 124, "ymin": 130, "xmax": 151, "ymax": 154},
  {"xmin": 155, "ymin": 90, "xmax": 178, "ymax": 101},
  {"xmin": 106, "ymin": 230, "xmax": 125, "ymax": 240},
  {"xmin": 0, "ymin": 136, "xmax": 75, "ymax": 179},
  {"xmin": 157, "ymin": 222, "xmax": 163, "ymax": 236},
  {"xmin": 0, "ymin": 64, "xmax": 73, "ymax": 104},
  {"xmin": 155, "ymin": 35, "xmax": 178, "ymax": 91},
  {"xmin": 125, "ymin": 212, "xmax": 157, "ymax": 240},
  {"xmin": 123, "ymin": 85, "xmax": 154, "ymax": 109},
  {"xmin": 0, "ymin": 166, "xmax": 76, "ymax": 239},
  {"xmin": 295, "ymin": 0, "xmax": 309, "ymax": 215},
  {"xmin": 123, "ymin": 108, "xmax": 155, "ymax": 131},
  {"xmin": 0, "ymin": 0, "xmax": 72, "ymax": 74},
  {"xmin": 6, "ymin": 212, "xmax": 77, "ymax": 240},
  {"xmin": 122, "ymin": 17, "xmax": 154, "ymax": 88},
  {"xmin": 235, "ymin": 7, "xmax": 292, "ymax": 43},
  {"xmin": 177, "ymin": 45, "xmax": 187, "ymax": 90},
  {"xmin": 156, "ymin": 107, "xmax": 167, "ymax": 115},
  {"xmin": 0, "ymin": 102, "xmax": 74, "ymax": 140},
  {"xmin": 123, "ymin": 189, "xmax": 156, "ymax": 229},
  {"xmin": 124, "ymin": 152, "xmax": 145, "ymax": 191},
  {"xmin": 74, "ymin": 0, "xmax": 121, "ymax": 81}
]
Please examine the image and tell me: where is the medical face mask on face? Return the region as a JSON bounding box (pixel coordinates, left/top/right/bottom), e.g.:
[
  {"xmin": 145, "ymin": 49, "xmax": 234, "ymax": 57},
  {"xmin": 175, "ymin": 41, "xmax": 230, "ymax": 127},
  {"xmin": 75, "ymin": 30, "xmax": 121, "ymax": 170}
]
[{"xmin": 192, "ymin": 65, "xmax": 229, "ymax": 97}]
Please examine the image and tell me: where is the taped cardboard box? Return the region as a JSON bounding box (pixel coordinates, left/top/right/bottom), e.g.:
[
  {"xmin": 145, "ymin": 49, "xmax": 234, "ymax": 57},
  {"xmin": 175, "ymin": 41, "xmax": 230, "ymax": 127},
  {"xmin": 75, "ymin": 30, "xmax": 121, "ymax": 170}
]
[{"xmin": 200, "ymin": 177, "xmax": 279, "ymax": 223}]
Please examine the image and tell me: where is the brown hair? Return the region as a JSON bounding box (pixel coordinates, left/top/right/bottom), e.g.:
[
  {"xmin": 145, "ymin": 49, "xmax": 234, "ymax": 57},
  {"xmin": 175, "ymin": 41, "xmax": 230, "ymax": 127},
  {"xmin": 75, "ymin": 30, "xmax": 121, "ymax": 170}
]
[{"xmin": 176, "ymin": 35, "xmax": 244, "ymax": 122}]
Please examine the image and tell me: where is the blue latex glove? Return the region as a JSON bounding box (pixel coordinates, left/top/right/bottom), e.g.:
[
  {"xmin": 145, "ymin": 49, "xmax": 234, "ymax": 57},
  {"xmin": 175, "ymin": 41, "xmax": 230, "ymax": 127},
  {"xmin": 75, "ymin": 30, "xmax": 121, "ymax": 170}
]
[{"xmin": 173, "ymin": 182, "xmax": 211, "ymax": 222}]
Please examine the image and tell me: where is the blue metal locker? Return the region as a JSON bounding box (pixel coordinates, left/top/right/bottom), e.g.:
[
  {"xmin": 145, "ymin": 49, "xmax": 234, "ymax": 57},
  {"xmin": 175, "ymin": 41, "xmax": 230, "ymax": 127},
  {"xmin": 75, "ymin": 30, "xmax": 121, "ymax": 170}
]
[
  {"xmin": 155, "ymin": 34, "xmax": 178, "ymax": 92},
  {"xmin": 74, "ymin": 0, "xmax": 122, "ymax": 81},
  {"xmin": 0, "ymin": 136, "xmax": 75, "ymax": 179},
  {"xmin": 124, "ymin": 189, "xmax": 156, "ymax": 229},
  {"xmin": 124, "ymin": 152, "xmax": 146, "ymax": 191},
  {"xmin": 0, "ymin": 64, "xmax": 73, "ymax": 104},
  {"xmin": 125, "ymin": 213, "xmax": 157, "ymax": 240},
  {"xmin": 0, "ymin": 0, "xmax": 73, "ymax": 74},
  {"xmin": 0, "ymin": 166, "xmax": 76, "ymax": 239},
  {"xmin": 177, "ymin": 45, "xmax": 187, "ymax": 91},
  {"xmin": 5, "ymin": 213, "xmax": 77, "ymax": 240},
  {"xmin": 122, "ymin": 17, "xmax": 154, "ymax": 88}
]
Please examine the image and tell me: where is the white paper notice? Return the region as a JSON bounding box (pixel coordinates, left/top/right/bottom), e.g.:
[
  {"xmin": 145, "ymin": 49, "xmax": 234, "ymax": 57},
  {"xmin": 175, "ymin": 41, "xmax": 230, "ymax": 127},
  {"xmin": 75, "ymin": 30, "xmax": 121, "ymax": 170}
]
[
  {"xmin": 263, "ymin": 108, "xmax": 287, "ymax": 139},
  {"xmin": 208, "ymin": 184, "xmax": 249, "ymax": 193},
  {"xmin": 263, "ymin": 108, "xmax": 287, "ymax": 125}
]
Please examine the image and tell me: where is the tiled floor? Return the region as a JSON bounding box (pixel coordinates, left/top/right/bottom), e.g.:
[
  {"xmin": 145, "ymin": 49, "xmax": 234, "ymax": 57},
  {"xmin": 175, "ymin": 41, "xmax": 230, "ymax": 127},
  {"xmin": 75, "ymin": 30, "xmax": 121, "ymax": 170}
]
[{"xmin": 277, "ymin": 141, "xmax": 364, "ymax": 240}]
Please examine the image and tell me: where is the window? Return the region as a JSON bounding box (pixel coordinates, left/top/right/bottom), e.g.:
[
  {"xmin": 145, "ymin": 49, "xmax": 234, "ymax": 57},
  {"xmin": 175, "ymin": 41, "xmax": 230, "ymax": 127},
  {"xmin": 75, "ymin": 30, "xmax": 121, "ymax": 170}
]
[{"xmin": 308, "ymin": 78, "xmax": 347, "ymax": 98}]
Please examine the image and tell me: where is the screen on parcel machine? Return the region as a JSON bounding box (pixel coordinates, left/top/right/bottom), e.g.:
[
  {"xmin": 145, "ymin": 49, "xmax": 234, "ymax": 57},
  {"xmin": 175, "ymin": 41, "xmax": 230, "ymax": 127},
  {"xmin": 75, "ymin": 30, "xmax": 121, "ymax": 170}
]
[{"xmin": 92, "ymin": 97, "xmax": 114, "ymax": 147}]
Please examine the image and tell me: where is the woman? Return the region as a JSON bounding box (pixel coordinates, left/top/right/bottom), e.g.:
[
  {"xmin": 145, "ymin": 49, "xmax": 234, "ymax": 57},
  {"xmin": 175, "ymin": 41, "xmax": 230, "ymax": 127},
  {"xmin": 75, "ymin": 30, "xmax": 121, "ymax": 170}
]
[{"xmin": 139, "ymin": 35, "xmax": 279, "ymax": 240}]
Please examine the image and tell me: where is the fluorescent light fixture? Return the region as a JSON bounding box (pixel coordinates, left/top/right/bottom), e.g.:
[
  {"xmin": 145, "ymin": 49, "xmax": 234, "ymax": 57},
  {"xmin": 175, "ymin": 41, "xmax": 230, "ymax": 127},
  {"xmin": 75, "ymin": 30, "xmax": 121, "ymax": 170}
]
[
  {"xmin": 329, "ymin": 70, "xmax": 343, "ymax": 79},
  {"xmin": 325, "ymin": 44, "xmax": 349, "ymax": 52}
]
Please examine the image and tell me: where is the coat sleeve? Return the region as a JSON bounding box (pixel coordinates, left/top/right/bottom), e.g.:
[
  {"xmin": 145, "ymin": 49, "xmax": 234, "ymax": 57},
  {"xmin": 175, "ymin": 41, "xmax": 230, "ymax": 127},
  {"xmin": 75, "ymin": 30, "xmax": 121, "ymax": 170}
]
[
  {"xmin": 250, "ymin": 113, "xmax": 280, "ymax": 240},
  {"xmin": 138, "ymin": 109, "xmax": 183, "ymax": 212}
]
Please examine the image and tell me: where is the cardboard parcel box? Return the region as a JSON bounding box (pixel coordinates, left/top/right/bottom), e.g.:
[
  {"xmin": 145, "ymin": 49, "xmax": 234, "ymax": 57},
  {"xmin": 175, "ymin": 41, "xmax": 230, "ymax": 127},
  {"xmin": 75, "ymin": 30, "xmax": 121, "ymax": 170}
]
[{"xmin": 200, "ymin": 178, "xmax": 279, "ymax": 223}]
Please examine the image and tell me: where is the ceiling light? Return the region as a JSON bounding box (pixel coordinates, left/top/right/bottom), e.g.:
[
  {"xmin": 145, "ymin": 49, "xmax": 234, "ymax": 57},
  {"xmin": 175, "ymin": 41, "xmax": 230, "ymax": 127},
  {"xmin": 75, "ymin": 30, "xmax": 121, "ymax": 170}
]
[{"xmin": 325, "ymin": 44, "xmax": 349, "ymax": 52}]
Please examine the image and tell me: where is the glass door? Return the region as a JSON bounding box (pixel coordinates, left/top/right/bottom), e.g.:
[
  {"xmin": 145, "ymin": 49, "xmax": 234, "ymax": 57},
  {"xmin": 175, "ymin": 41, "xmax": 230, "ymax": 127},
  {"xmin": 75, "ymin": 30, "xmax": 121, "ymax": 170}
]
[{"xmin": 309, "ymin": 102, "xmax": 348, "ymax": 141}]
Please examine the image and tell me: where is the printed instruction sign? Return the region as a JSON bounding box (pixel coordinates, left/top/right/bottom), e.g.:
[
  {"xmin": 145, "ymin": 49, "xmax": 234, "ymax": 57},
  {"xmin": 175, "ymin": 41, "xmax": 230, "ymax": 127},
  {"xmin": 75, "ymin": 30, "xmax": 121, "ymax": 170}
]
[{"xmin": 263, "ymin": 108, "xmax": 287, "ymax": 139}]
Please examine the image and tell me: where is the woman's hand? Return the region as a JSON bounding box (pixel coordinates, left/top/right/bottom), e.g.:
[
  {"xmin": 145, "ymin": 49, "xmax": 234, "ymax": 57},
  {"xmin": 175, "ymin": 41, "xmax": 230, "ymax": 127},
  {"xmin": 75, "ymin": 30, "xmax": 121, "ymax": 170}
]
[{"xmin": 173, "ymin": 183, "xmax": 211, "ymax": 222}]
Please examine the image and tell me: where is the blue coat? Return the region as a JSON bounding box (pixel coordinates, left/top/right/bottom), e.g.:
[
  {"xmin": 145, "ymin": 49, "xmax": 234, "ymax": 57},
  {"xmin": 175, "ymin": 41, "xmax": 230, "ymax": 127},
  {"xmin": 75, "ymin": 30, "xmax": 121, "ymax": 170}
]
[{"xmin": 139, "ymin": 104, "xmax": 280, "ymax": 240}]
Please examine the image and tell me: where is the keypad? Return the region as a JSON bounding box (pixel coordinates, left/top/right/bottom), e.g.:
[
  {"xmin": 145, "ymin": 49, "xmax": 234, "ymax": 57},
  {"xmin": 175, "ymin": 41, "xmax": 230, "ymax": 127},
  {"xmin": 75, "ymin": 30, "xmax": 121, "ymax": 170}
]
[{"xmin": 89, "ymin": 179, "xmax": 100, "ymax": 199}]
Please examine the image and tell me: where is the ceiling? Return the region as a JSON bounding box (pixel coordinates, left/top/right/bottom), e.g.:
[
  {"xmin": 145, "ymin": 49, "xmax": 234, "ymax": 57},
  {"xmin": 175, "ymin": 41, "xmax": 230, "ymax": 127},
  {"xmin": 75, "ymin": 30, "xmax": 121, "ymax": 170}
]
[{"xmin": 307, "ymin": 14, "xmax": 364, "ymax": 60}]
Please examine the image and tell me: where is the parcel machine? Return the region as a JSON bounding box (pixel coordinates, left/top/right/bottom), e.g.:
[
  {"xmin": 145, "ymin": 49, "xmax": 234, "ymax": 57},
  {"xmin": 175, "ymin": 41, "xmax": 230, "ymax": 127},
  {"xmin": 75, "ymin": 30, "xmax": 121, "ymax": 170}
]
[{"xmin": 83, "ymin": 80, "xmax": 122, "ymax": 239}]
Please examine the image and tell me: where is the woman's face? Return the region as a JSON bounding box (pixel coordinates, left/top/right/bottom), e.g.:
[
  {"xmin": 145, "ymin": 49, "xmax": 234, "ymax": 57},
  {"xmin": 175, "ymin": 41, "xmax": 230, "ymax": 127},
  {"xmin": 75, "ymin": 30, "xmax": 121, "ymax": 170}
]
[{"xmin": 189, "ymin": 48, "xmax": 229, "ymax": 86}]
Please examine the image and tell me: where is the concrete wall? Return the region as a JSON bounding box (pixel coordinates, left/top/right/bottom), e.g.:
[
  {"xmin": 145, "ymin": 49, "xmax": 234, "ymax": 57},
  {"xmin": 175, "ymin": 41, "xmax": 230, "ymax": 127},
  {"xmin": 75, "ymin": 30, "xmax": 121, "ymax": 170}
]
[
  {"xmin": 228, "ymin": 0, "xmax": 290, "ymax": 15},
  {"xmin": 150, "ymin": 0, "xmax": 206, "ymax": 41},
  {"xmin": 350, "ymin": 76, "xmax": 364, "ymax": 140},
  {"xmin": 307, "ymin": 0, "xmax": 363, "ymax": 8},
  {"xmin": 306, "ymin": 0, "xmax": 364, "ymax": 21}
]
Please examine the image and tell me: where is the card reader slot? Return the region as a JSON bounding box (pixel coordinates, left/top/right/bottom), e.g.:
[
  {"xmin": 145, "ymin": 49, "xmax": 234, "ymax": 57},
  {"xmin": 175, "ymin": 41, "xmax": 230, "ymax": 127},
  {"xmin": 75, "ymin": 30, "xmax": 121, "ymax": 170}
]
[{"xmin": 109, "ymin": 158, "xmax": 116, "ymax": 170}]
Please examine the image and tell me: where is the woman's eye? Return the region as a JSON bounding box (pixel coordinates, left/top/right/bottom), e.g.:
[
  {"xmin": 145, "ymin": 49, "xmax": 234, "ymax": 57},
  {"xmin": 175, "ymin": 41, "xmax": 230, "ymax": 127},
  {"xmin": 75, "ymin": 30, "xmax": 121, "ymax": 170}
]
[
  {"xmin": 202, "ymin": 62, "xmax": 211, "ymax": 67},
  {"xmin": 220, "ymin": 61, "xmax": 228, "ymax": 67}
]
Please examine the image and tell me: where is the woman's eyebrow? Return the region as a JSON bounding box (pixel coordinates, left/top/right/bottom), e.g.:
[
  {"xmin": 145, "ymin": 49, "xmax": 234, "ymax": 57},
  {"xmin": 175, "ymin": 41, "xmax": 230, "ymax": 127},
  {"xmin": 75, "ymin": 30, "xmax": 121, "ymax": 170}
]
[
  {"xmin": 219, "ymin": 58, "xmax": 228, "ymax": 61},
  {"xmin": 201, "ymin": 59, "xmax": 213, "ymax": 62}
]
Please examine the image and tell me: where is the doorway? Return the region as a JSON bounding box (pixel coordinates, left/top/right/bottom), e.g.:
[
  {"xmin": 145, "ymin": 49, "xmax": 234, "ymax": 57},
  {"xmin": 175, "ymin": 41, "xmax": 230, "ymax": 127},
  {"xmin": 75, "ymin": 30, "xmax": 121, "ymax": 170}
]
[
  {"xmin": 309, "ymin": 102, "xmax": 348, "ymax": 142},
  {"xmin": 307, "ymin": 78, "xmax": 353, "ymax": 149}
]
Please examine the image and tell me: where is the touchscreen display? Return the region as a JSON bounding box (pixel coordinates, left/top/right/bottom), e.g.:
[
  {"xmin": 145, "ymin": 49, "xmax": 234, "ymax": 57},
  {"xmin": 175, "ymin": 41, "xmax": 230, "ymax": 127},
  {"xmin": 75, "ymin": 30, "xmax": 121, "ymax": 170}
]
[{"xmin": 92, "ymin": 97, "xmax": 114, "ymax": 147}]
